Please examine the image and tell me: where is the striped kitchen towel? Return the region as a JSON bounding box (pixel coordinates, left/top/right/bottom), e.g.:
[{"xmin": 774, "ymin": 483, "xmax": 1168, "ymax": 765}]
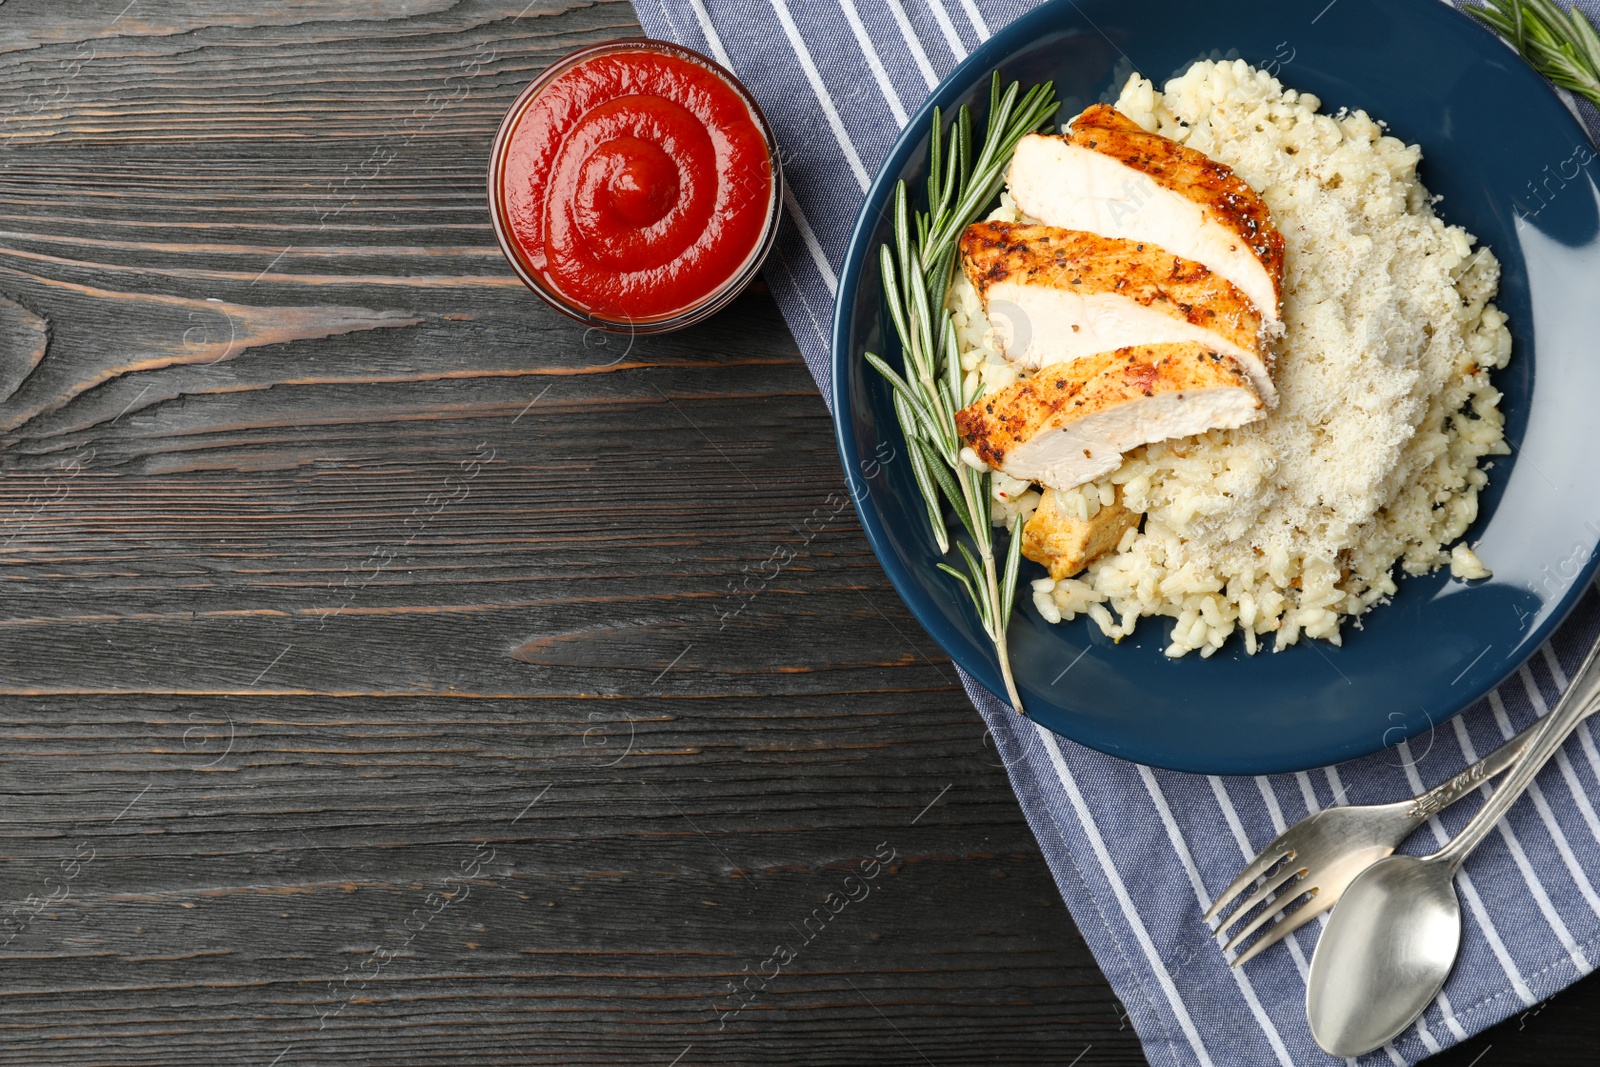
[{"xmin": 630, "ymin": 0, "xmax": 1600, "ymax": 1062}]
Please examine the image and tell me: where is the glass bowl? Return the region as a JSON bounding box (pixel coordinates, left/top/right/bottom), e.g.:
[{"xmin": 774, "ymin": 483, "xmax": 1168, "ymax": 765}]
[{"xmin": 487, "ymin": 38, "xmax": 784, "ymax": 335}]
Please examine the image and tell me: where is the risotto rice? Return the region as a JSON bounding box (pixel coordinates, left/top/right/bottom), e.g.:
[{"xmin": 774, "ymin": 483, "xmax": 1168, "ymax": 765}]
[{"xmin": 948, "ymin": 60, "xmax": 1512, "ymax": 657}]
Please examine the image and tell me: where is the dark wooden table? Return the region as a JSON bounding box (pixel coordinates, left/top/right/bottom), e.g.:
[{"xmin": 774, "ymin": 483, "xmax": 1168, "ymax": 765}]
[{"xmin": 0, "ymin": 3, "xmax": 1594, "ymax": 1063}]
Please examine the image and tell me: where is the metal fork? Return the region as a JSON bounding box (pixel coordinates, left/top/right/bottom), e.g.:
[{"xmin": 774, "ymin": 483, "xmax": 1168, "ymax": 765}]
[{"xmin": 1205, "ymin": 704, "xmax": 1600, "ymax": 966}]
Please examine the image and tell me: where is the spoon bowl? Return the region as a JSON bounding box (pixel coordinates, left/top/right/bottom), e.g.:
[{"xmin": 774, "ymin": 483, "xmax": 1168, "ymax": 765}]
[{"xmin": 1305, "ymin": 854, "xmax": 1462, "ymax": 1056}]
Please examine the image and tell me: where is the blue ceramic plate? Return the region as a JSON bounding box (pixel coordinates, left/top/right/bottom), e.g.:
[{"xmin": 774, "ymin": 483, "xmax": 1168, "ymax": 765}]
[{"xmin": 831, "ymin": 0, "xmax": 1600, "ymax": 773}]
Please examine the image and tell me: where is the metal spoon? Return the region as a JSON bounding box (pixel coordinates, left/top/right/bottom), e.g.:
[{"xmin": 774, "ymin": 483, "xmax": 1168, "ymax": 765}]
[{"xmin": 1306, "ymin": 637, "xmax": 1600, "ymax": 1057}]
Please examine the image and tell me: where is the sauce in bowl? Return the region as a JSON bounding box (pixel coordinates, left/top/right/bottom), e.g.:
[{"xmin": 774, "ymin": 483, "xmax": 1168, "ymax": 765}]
[{"xmin": 489, "ymin": 41, "xmax": 781, "ymax": 332}]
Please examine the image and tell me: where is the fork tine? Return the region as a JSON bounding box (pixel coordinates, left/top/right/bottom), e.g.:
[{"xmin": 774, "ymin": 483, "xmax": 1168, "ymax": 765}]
[
  {"xmin": 1220, "ymin": 875, "xmax": 1315, "ymax": 956},
  {"xmin": 1201, "ymin": 839, "xmax": 1294, "ymax": 924},
  {"xmin": 1228, "ymin": 888, "xmax": 1326, "ymax": 968},
  {"xmin": 1215, "ymin": 859, "xmax": 1309, "ymax": 938}
]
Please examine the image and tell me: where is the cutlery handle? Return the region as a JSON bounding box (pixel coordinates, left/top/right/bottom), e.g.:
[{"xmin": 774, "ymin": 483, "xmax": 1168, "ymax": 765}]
[
  {"xmin": 1405, "ymin": 698, "xmax": 1600, "ymax": 825},
  {"xmin": 1434, "ymin": 638, "xmax": 1600, "ymax": 870}
]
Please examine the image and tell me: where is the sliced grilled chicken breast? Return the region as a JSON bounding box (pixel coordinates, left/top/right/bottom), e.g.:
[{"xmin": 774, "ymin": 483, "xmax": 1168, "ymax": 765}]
[
  {"xmin": 1022, "ymin": 486, "xmax": 1140, "ymax": 580},
  {"xmin": 955, "ymin": 341, "xmax": 1266, "ymax": 491},
  {"xmin": 961, "ymin": 221, "xmax": 1275, "ymax": 402},
  {"xmin": 1008, "ymin": 104, "xmax": 1285, "ymax": 323}
]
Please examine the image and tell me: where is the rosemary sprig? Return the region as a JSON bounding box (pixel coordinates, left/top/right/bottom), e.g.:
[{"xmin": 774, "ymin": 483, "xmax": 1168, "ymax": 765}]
[
  {"xmin": 1468, "ymin": 0, "xmax": 1600, "ymax": 108},
  {"xmin": 864, "ymin": 72, "xmax": 1059, "ymax": 713}
]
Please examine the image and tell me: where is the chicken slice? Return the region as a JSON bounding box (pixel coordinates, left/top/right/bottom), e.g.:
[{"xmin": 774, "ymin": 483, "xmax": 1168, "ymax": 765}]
[
  {"xmin": 1022, "ymin": 486, "xmax": 1140, "ymax": 580},
  {"xmin": 955, "ymin": 341, "xmax": 1266, "ymax": 491},
  {"xmin": 1008, "ymin": 104, "xmax": 1285, "ymax": 323},
  {"xmin": 961, "ymin": 221, "xmax": 1275, "ymax": 402}
]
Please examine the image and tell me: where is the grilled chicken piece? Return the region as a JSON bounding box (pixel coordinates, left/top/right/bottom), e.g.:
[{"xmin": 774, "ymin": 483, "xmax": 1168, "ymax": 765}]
[
  {"xmin": 1008, "ymin": 104, "xmax": 1285, "ymax": 323},
  {"xmin": 961, "ymin": 221, "xmax": 1275, "ymax": 402},
  {"xmin": 1023, "ymin": 486, "xmax": 1140, "ymax": 580},
  {"xmin": 955, "ymin": 341, "xmax": 1266, "ymax": 491}
]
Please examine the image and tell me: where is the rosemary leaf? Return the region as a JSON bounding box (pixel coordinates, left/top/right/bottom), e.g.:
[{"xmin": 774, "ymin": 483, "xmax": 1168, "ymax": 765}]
[
  {"xmin": 935, "ymin": 561, "xmax": 986, "ymax": 622},
  {"xmin": 1000, "ymin": 514, "xmax": 1024, "ymax": 631},
  {"xmin": 893, "ymin": 189, "xmax": 919, "ymax": 356},
  {"xmin": 877, "ymin": 245, "xmax": 912, "ymax": 354},
  {"xmin": 935, "ymin": 120, "xmax": 961, "ymax": 222},
  {"xmin": 958, "ymin": 104, "xmax": 973, "ymax": 191},
  {"xmin": 1572, "ymin": 2, "xmax": 1600, "ymax": 70},
  {"xmin": 903, "ymin": 249, "xmax": 938, "ymax": 379},
  {"xmin": 863, "ymin": 351, "xmax": 947, "ymax": 452},
  {"xmin": 957, "ymin": 540, "xmax": 993, "ymax": 631},
  {"xmin": 903, "ymin": 415, "xmax": 952, "ymax": 555},
  {"xmin": 941, "ymin": 316, "xmax": 964, "ymax": 421},
  {"xmin": 914, "ymin": 436, "xmax": 978, "ymax": 544},
  {"xmin": 1468, "ymin": 0, "xmax": 1600, "ymax": 107},
  {"xmin": 950, "ymin": 468, "xmax": 989, "ymax": 591}
]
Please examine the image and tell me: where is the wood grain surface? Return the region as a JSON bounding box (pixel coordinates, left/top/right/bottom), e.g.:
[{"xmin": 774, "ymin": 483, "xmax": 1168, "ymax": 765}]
[{"xmin": 0, "ymin": 2, "xmax": 1592, "ymax": 1064}]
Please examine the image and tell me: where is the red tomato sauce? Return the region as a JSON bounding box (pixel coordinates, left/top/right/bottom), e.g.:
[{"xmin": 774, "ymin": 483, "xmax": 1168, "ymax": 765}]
[{"xmin": 496, "ymin": 46, "xmax": 776, "ymax": 324}]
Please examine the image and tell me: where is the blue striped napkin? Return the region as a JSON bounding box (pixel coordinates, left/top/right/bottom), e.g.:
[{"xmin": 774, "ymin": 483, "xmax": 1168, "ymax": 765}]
[{"xmin": 629, "ymin": 0, "xmax": 1600, "ymax": 1061}]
